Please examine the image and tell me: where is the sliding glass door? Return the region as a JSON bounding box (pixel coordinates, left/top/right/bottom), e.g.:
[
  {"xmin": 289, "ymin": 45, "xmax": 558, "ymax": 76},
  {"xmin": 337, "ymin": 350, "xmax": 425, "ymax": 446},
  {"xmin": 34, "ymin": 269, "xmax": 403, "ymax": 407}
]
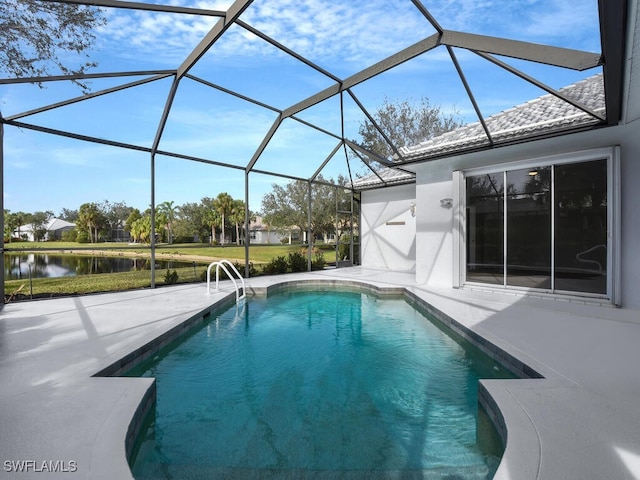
[
  {"xmin": 466, "ymin": 173, "xmax": 504, "ymax": 285},
  {"xmin": 554, "ymin": 160, "xmax": 607, "ymax": 294},
  {"xmin": 465, "ymin": 158, "xmax": 608, "ymax": 296},
  {"xmin": 506, "ymin": 166, "xmax": 552, "ymax": 289}
]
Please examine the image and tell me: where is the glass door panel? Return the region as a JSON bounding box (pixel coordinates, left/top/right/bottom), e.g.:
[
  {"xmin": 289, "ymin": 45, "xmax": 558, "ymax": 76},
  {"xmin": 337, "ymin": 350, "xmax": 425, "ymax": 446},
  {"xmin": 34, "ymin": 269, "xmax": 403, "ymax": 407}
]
[
  {"xmin": 554, "ymin": 160, "xmax": 607, "ymax": 294},
  {"xmin": 466, "ymin": 173, "xmax": 504, "ymax": 285},
  {"xmin": 506, "ymin": 166, "xmax": 551, "ymax": 289}
]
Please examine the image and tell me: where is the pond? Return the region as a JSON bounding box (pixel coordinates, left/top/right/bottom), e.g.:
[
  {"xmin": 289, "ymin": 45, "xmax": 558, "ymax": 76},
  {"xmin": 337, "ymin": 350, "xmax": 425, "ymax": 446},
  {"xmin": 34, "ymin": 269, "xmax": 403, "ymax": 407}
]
[{"xmin": 3, "ymin": 253, "xmax": 202, "ymax": 280}]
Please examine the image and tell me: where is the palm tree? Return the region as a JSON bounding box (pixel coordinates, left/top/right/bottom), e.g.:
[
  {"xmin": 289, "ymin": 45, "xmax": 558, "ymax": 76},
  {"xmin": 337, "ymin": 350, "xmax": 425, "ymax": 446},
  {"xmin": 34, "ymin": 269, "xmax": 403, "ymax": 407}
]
[
  {"xmin": 78, "ymin": 202, "xmax": 102, "ymax": 243},
  {"xmin": 230, "ymin": 199, "xmax": 245, "ymax": 245},
  {"xmin": 157, "ymin": 200, "xmax": 176, "ymax": 244},
  {"xmin": 213, "ymin": 192, "xmax": 234, "ymax": 246}
]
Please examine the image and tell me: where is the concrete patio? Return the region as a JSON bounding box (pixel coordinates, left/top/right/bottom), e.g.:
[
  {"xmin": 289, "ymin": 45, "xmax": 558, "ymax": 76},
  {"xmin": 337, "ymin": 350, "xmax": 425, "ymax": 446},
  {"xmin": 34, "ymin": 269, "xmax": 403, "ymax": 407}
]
[{"xmin": 1, "ymin": 267, "xmax": 639, "ymax": 479}]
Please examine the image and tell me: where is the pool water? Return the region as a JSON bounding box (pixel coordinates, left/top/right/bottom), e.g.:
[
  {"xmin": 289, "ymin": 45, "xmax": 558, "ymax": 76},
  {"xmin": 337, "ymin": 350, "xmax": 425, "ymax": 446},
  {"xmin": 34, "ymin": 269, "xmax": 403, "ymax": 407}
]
[{"xmin": 127, "ymin": 288, "xmax": 512, "ymax": 479}]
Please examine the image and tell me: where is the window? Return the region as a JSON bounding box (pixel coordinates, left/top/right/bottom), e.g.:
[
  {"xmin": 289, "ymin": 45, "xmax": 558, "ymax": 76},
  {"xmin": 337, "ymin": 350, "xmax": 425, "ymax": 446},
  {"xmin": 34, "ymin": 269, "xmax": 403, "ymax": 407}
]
[{"xmin": 457, "ymin": 148, "xmax": 619, "ymax": 302}]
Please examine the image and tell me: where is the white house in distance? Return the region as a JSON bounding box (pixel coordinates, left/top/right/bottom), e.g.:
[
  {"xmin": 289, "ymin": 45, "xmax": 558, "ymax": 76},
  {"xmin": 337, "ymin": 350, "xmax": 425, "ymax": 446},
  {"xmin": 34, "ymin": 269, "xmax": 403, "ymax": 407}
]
[
  {"xmin": 357, "ymin": 67, "xmax": 639, "ymax": 310},
  {"xmin": 248, "ymin": 216, "xmax": 307, "ymax": 245},
  {"xmin": 248, "ymin": 215, "xmax": 288, "ymax": 244},
  {"xmin": 15, "ymin": 217, "xmax": 75, "ymax": 242}
]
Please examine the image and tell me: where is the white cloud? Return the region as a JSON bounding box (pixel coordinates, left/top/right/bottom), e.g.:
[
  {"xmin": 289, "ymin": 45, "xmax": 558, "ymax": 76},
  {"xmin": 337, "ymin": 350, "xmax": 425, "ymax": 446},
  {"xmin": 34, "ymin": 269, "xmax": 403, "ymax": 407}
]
[{"xmin": 96, "ymin": 0, "xmax": 434, "ymax": 72}]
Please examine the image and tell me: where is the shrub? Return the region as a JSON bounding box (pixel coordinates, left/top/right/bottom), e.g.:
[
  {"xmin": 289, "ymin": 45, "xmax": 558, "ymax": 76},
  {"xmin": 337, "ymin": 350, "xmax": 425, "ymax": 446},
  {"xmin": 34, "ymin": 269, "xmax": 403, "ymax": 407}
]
[
  {"xmin": 262, "ymin": 255, "xmax": 288, "ymax": 275},
  {"xmin": 312, "ymin": 251, "xmax": 326, "ymax": 271},
  {"xmin": 61, "ymin": 228, "xmax": 78, "ymax": 242},
  {"xmin": 288, "ymin": 251, "xmax": 307, "ymax": 272},
  {"xmin": 338, "ymin": 234, "xmax": 358, "ymax": 261},
  {"xmin": 172, "ymin": 235, "xmax": 196, "ymax": 244},
  {"xmin": 76, "ymin": 230, "xmax": 91, "ymax": 243},
  {"xmin": 164, "ymin": 269, "xmax": 179, "ymax": 285}
]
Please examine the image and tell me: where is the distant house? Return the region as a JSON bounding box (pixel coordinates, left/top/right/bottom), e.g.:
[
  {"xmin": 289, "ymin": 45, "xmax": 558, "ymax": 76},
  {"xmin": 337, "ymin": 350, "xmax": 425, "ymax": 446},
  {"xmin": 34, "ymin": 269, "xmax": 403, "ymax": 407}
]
[
  {"xmin": 16, "ymin": 218, "xmax": 76, "ymax": 242},
  {"xmin": 248, "ymin": 216, "xmax": 301, "ymax": 244}
]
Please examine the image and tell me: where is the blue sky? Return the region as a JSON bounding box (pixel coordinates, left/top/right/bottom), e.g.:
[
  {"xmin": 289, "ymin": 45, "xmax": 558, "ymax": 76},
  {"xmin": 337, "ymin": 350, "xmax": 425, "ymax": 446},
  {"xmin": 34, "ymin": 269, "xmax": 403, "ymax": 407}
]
[{"xmin": 1, "ymin": 0, "xmax": 602, "ymax": 216}]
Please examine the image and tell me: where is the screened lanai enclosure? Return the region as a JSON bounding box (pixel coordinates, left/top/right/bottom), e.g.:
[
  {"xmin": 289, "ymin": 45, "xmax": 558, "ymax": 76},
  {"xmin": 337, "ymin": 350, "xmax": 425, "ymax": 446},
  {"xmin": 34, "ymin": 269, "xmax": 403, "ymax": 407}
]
[{"xmin": 0, "ymin": 0, "xmax": 626, "ymax": 294}]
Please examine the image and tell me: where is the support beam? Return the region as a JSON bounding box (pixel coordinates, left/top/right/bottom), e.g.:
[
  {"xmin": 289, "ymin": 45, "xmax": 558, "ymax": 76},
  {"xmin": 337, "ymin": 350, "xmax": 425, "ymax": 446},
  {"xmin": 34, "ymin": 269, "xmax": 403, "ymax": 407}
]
[
  {"xmin": 476, "ymin": 51, "xmax": 606, "ymax": 121},
  {"xmin": 598, "ymin": 0, "xmax": 627, "ymax": 125},
  {"xmin": 149, "ymin": 76, "xmax": 181, "ymax": 288},
  {"xmin": 7, "ymin": 74, "xmax": 172, "ymax": 121},
  {"xmin": 245, "ymin": 115, "xmax": 283, "ymax": 173},
  {"xmin": 150, "ymin": 153, "xmax": 156, "ymax": 288},
  {"xmin": 283, "ymin": 34, "xmax": 441, "ymax": 118},
  {"xmin": 0, "ymin": 113, "xmax": 4, "ymax": 307},
  {"xmin": 343, "ymin": 140, "xmax": 395, "ymax": 168},
  {"xmin": 348, "ymin": 147, "xmax": 388, "ymax": 186},
  {"xmin": 442, "ymin": 30, "xmax": 602, "ymax": 71},
  {"xmin": 307, "ymin": 181, "xmax": 312, "ymax": 272},
  {"xmin": 186, "ymin": 74, "xmax": 281, "ymax": 114},
  {"xmin": 244, "ymin": 171, "xmax": 250, "ymax": 278},
  {"xmin": 447, "ymin": 46, "xmax": 493, "ymax": 144},
  {"xmin": 151, "ymin": 76, "xmax": 180, "ymax": 153},
  {"xmin": 236, "ymin": 20, "xmax": 342, "ymax": 83},
  {"xmin": 4, "ymin": 120, "xmax": 152, "ymax": 153},
  {"xmin": 290, "ymin": 115, "xmax": 342, "ymax": 142},
  {"xmin": 0, "ymin": 70, "xmax": 176, "ymax": 86},
  {"xmin": 311, "ymin": 142, "xmax": 343, "ymax": 181},
  {"xmin": 409, "ymin": 0, "xmax": 444, "ymax": 34},
  {"xmin": 177, "ymin": 0, "xmax": 254, "ymax": 79},
  {"xmin": 44, "ymin": 0, "xmax": 225, "ymax": 16},
  {"xmin": 346, "ymin": 90, "xmax": 403, "ymax": 160}
]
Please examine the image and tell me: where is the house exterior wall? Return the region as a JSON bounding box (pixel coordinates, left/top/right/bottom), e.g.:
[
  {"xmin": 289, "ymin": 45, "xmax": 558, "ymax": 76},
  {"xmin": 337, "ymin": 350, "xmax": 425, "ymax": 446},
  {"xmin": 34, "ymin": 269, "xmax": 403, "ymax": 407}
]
[
  {"xmin": 251, "ymin": 230, "xmax": 285, "ymax": 244},
  {"xmin": 360, "ymin": 183, "xmax": 416, "ymax": 272},
  {"xmin": 411, "ymin": 118, "xmax": 640, "ymax": 308}
]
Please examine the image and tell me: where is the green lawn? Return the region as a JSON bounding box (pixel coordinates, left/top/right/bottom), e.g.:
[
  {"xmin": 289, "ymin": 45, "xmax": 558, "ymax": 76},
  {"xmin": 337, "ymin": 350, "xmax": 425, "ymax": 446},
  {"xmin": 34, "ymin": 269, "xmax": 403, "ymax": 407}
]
[
  {"xmin": 3, "ymin": 241, "xmax": 338, "ymax": 301},
  {"xmin": 4, "ymin": 242, "xmax": 325, "ymax": 263},
  {"xmin": 154, "ymin": 244, "xmax": 313, "ymax": 263}
]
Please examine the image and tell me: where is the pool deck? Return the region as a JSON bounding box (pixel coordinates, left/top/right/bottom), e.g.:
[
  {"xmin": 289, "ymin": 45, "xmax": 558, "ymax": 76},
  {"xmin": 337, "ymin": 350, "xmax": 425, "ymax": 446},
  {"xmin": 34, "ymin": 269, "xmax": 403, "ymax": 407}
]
[{"xmin": 1, "ymin": 267, "xmax": 639, "ymax": 479}]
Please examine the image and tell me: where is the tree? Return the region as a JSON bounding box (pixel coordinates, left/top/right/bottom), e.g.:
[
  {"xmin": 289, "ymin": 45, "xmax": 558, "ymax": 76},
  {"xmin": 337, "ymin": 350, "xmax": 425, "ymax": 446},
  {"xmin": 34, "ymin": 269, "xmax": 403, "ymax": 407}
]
[
  {"xmin": 78, "ymin": 202, "xmax": 105, "ymax": 243},
  {"xmin": 213, "ymin": 192, "xmax": 234, "ymax": 246},
  {"xmin": 30, "ymin": 210, "xmax": 53, "ymax": 241},
  {"xmin": 229, "ymin": 199, "xmax": 247, "ymax": 245},
  {"xmin": 124, "ymin": 209, "xmax": 142, "ymax": 237},
  {"xmin": 58, "ymin": 208, "xmax": 79, "ymax": 223},
  {"xmin": 157, "ymin": 201, "xmax": 177, "ymax": 244},
  {"xmin": 8, "ymin": 211, "xmax": 27, "ymax": 240},
  {"xmin": 201, "ymin": 197, "xmax": 221, "ymax": 245},
  {"xmin": 174, "ymin": 202, "xmax": 208, "ymax": 242},
  {"xmin": 261, "ymin": 182, "xmax": 306, "ymax": 242},
  {"xmin": 130, "ymin": 215, "xmax": 152, "ymax": 244},
  {"xmin": 154, "ymin": 210, "xmax": 169, "ymax": 243},
  {"xmin": 1, "ymin": 0, "xmax": 106, "ymax": 91},
  {"xmin": 356, "ymin": 96, "xmax": 463, "ymax": 163},
  {"xmin": 101, "ymin": 200, "xmax": 135, "ymax": 241},
  {"xmin": 261, "ymin": 175, "xmax": 343, "ymax": 243},
  {"xmin": 4, "ymin": 210, "xmax": 23, "ymax": 242}
]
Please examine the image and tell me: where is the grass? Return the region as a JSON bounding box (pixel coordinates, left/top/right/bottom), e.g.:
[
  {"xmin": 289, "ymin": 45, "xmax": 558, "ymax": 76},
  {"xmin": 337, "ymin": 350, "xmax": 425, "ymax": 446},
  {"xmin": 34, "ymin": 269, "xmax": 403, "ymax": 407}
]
[
  {"xmin": 4, "ymin": 242, "xmax": 320, "ymax": 264},
  {"xmin": 4, "ymin": 265, "xmax": 205, "ymax": 300},
  {"xmin": 3, "ymin": 241, "xmax": 339, "ymax": 301}
]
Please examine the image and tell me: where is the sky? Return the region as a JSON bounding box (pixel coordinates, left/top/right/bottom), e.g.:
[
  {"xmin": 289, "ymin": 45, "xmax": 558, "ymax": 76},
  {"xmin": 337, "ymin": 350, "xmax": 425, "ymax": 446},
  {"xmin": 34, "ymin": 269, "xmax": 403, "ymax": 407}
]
[{"xmin": 0, "ymin": 0, "xmax": 603, "ymax": 217}]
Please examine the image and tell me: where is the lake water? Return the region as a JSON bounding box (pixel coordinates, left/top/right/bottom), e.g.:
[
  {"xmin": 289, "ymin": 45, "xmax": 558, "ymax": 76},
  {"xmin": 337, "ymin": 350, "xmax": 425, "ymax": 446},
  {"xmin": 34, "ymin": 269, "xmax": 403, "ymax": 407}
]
[{"xmin": 3, "ymin": 253, "xmax": 201, "ymax": 279}]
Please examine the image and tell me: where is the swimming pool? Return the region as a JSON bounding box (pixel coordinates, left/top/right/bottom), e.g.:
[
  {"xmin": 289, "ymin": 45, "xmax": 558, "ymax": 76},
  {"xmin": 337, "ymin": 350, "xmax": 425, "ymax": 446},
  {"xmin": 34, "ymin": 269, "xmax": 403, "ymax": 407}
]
[{"xmin": 127, "ymin": 286, "xmax": 513, "ymax": 479}]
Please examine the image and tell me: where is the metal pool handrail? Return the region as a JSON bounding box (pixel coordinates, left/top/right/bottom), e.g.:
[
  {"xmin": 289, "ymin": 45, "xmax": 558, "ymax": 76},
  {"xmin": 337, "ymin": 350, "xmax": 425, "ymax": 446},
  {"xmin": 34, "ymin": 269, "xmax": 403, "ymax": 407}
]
[{"xmin": 206, "ymin": 260, "xmax": 246, "ymax": 304}]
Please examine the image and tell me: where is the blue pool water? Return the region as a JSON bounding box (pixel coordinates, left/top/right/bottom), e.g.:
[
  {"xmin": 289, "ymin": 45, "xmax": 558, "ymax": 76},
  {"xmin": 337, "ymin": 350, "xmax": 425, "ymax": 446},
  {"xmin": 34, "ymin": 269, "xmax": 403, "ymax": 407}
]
[{"xmin": 128, "ymin": 287, "xmax": 511, "ymax": 479}]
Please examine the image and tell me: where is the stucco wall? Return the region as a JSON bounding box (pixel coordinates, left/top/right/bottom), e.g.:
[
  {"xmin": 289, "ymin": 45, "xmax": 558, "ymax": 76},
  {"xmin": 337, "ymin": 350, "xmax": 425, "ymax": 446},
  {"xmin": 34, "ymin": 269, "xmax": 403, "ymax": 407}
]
[
  {"xmin": 411, "ymin": 119, "xmax": 640, "ymax": 308},
  {"xmin": 360, "ymin": 184, "xmax": 416, "ymax": 272}
]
